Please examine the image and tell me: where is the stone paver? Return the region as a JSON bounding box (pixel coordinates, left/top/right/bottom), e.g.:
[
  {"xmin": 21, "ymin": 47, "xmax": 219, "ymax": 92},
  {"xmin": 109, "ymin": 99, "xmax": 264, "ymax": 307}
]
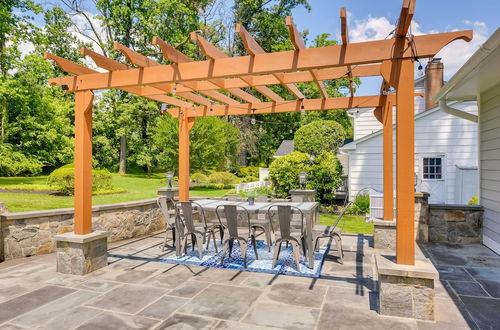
[{"xmin": 0, "ymin": 233, "xmax": 494, "ymax": 330}]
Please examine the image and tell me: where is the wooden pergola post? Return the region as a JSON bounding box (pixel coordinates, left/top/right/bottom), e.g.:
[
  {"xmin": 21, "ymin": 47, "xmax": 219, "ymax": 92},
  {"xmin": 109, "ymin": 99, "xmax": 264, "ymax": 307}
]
[
  {"xmin": 74, "ymin": 90, "xmax": 94, "ymax": 235},
  {"xmin": 396, "ymin": 59, "xmax": 415, "ymax": 265},
  {"xmin": 178, "ymin": 111, "xmax": 194, "ymax": 201},
  {"xmin": 383, "ymin": 97, "xmax": 394, "ymax": 221}
]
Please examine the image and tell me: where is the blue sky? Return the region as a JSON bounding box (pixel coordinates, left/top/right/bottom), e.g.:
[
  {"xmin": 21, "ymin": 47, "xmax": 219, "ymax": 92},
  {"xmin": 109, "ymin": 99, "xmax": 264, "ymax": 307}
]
[{"xmin": 35, "ymin": 0, "xmax": 499, "ymax": 96}]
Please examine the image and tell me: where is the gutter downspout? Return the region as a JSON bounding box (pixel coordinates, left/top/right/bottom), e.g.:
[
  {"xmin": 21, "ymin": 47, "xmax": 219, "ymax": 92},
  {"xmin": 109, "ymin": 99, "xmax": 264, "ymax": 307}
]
[{"xmin": 439, "ymin": 100, "xmax": 478, "ymax": 123}]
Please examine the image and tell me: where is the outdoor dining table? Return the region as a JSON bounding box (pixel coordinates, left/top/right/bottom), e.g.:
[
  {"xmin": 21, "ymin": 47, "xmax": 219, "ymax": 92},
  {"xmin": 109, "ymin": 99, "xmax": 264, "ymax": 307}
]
[{"xmin": 190, "ymin": 199, "xmax": 320, "ymax": 268}]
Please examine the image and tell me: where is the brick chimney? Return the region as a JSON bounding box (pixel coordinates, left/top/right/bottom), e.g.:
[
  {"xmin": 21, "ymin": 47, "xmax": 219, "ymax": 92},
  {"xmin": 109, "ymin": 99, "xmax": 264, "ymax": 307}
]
[{"xmin": 424, "ymin": 58, "xmax": 444, "ymax": 110}]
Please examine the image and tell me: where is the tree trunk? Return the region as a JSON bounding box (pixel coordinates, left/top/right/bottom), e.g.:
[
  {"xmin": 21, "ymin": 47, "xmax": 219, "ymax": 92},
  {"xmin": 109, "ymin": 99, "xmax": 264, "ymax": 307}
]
[{"xmin": 118, "ymin": 133, "xmax": 126, "ymax": 174}]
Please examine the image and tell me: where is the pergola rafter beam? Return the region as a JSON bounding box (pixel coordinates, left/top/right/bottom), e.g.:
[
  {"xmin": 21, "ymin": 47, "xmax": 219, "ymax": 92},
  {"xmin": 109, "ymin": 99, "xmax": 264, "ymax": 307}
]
[
  {"xmin": 113, "ymin": 42, "xmax": 237, "ymax": 106},
  {"xmin": 45, "ymin": 52, "xmax": 192, "ymax": 108},
  {"xmin": 151, "ymin": 37, "xmax": 240, "ymax": 105},
  {"xmin": 236, "ymin": 24, "xmax": 305, "ymax": 99},
  {"xmin": 166, "ymin": 95, "xmax": 393, "ymax": 118},
  {"xmin": 48, "ymin": 30, "xmax": 472, "ymax": 92},
  {"xmin": 286, "ymin": 16, "xmax": 328, "ymax": 99},
  {"xmin": 191, "ymin": 32, "xmax": 284, "ymax": 102},
  {"xmin": 340, "ymin": 8, "xmax": 355, "ymax": 97}
]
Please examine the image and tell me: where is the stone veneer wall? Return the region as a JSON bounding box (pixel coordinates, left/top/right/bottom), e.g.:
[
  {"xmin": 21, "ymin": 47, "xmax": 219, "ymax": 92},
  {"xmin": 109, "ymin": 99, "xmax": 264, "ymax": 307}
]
[
  {"xmin": 0, "ymin": 199, "xmax": 165, "ymax": 261},
  {"xmin": 428, "ymin": 204, "xmax": 483, "ymax": 244}
]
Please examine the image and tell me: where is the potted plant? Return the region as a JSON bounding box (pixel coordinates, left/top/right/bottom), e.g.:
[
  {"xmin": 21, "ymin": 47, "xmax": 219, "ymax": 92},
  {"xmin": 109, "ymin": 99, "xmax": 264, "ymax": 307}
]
[{"xmin": 247, "ymin": 190, "xmax": 256, "ymax": 205}]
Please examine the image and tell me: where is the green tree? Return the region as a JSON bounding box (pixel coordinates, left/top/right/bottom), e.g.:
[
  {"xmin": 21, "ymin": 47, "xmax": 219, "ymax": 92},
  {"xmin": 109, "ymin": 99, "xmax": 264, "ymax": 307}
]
[
  {"xmin": 269, "ymin": 151, "xmax": 342, "ymax": 202},
  {"xmin": 153, "ymin": 115, "xmax": 240, "ymax": 174},
  {"xmin": 294, "ymin": 120, "xmax": 345, "ymax": 156}
]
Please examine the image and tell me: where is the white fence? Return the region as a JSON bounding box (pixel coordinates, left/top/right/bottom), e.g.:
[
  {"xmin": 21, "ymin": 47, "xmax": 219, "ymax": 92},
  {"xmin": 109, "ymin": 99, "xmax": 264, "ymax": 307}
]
[
  {"xmin": 235, "ymin": 180, "xmax": 271, "ymax": 193},
  {"xmin": 369, "ymin": 190, "xmax": 396, "ymax": 220}
]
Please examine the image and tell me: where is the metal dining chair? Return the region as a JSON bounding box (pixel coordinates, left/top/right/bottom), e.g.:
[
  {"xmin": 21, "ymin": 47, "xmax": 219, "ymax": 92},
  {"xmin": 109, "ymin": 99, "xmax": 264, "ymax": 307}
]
[
  {"xmin": 267, "ymin": 205, "xmax": 306, "ymax": 270},
  {"xmin": 175, "ymin": 201, "xmax": 219, "ymax": 259},
  {"xmin": 216, "ymin": 204, "xmax": 258, "ymax": 268},
  {"xmin": 312, "ymin": 202, "xmax": 352, "ymax": 264},
  {"xmin": 157, "ymin": 196, "xmax": 177, "ymax": 251}
]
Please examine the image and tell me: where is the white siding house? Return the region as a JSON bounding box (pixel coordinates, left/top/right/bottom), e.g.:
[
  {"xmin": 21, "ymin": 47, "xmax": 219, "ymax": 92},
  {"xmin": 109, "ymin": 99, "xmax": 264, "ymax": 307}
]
[
  {"xmin": 341, "ymin": 101, "xmax": 479, "ymax": 204},
  {"xmin": 435, "ymin": 28, "xmax": 500, "ymax": 254}
]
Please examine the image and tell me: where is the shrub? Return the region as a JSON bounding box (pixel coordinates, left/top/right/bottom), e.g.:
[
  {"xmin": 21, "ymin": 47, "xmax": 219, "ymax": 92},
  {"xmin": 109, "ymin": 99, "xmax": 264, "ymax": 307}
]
[
  {"xmin": 468, "ymin": 195, "xmax": 479, "ymax": 205},
  {"xmin": 208, "ymin": 172, "xmax": 240, "ymax": 185},
  {"xmin": 191, "ymin": 172, "xmax": 209, "ymax": 184},
  {"xmin": 191, "ymin": 183, "xmax": 234, "ymax": 189},
  {"xmin": 349, "ymin": 193, "xmax": 370, "ymax": 215},
  {"xmin": 269, "ymin": 151, "xmax": 343, "ymax": 203},
  {"xmin": 294, "ymin": 120, "xmax": 346, "ymax": 156},
  {"xmin": 242, "ymin": 176, "xmax": 259, "ymax": 183},
  {"xmin": 47, "ymin": 167, "xmax": 114, "ymax": 195},
  {"xmin": 236, "ymin": 166, "xmax": 259, "ymax": 178},
  {"xmin": 0, "ymin": 143, "xmax": 43, "ymax": 176}
]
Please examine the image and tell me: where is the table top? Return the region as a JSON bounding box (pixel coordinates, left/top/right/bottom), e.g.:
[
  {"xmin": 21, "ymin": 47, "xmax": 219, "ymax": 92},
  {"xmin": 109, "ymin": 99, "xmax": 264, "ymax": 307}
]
[{"xmin": 193, "ymin": 199, "xmax": 318, "ymax": 213}]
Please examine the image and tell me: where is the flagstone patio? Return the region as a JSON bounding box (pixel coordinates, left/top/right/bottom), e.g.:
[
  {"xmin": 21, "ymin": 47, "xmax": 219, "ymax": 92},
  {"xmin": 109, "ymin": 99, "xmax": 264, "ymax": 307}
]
[{"xmin": 0, "ymin": 233, "xmax": 497, "ymax": 330}]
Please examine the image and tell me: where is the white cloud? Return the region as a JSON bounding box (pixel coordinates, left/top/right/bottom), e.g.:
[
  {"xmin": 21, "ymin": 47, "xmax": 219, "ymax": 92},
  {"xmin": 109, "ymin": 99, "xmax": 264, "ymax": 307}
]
[{"xmin": 348, "ymin": 14, "xmax": 489, "ymax": 79}]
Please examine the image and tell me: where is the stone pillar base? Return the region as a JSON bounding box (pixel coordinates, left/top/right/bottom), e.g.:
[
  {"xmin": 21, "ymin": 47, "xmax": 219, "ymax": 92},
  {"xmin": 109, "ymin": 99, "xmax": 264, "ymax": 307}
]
[
  {"xmin": 375, "ymin": 254, "xmax": 439, "ymax": 321},
  {"xmin": 373, "ymin": 219, "xmax": 396, "ymax": 250},
  {"xmin": 289, "ymin": 189, "xmax": 316, "ymax": 202},
  {"xmin": 157, "ymin": 187, "xmax": 179, "ymax": 200},
  {"xmin": 55, "ymin": 231, "xmax": 108, "ymax": 275}
]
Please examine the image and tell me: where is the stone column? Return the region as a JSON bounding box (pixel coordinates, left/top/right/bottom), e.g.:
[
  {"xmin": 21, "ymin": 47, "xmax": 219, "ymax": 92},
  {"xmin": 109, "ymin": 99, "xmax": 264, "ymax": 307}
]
[
  {"xmin": 414, "ymin": 192, "xmax": 430, "ymax": 242},
  {"xmin": 289, "ymin": 189, "xmax": 316, "ymax": 202},
  {"xmin": 373, "ymin": 219, "xmax": 396, "ymax": 250},
  {"xmin": 376, "ymin": 254, "xmax": 439, "ymax": 321},
  {"xmin": 55, "ymin": 231, "xmax": 108, "ymax": 275},
  {"xmin": 157, "ymin": 187, "xmax": 179, "ymax": 200}
]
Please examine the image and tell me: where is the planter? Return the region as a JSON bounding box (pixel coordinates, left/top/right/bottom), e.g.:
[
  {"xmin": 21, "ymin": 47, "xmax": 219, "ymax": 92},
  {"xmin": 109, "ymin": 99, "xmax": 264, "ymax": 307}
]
[{"xmin": 248, "ymin": 197, "xmax": 255, "ymax": 205}]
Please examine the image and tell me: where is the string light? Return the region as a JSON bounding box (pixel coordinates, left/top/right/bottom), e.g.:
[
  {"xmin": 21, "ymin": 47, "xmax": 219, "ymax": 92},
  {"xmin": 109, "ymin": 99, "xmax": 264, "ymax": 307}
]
[
  {"xmin": 172, "ymin": 84, "xmax": 177, "ymax": 96},
  {"xmin": 251, "ymin": 117, "xmax": 256, "ymax": 125},
  {"xmin": 300, "ymin": 98, "xmax": 305, "ymax": 115},
  {"xmin": 259, "ymin": 126, "xmax": 263, "ymax": 133},
  {"xmin": 192, "ymin": 103, "xmax": 196, "ymax": 113},
  {"xmin": 417, "ymin": 62, "xmax": 424, "ymax": 77},
  {"xmin": 210, "ymin": 101, "xmax": 214, "ymax": 116}
]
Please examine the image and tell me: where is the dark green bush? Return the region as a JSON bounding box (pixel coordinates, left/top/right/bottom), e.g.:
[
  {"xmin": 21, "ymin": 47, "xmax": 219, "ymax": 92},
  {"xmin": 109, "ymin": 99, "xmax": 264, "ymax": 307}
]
[
  {"xmin": 47, "ymin": 167, "xmax": 114, "ymax": 195},
  {"xmin": 349, "ymin": 193, "xmax": 370, "ymax": 215},
  {"xmin": 208, "ymin": 172, "xmax": 240, "ymax": 185},
  {"xmin": 294, "ymin": 120, "xmax": 346, "ymax": 156},
  {"xmin": 0, "ymin": 143, "xmax": 43, "ymax": 176},
  {"xmin": 269, "ymin": 151, "xmax": 342, "ymax": 203}
]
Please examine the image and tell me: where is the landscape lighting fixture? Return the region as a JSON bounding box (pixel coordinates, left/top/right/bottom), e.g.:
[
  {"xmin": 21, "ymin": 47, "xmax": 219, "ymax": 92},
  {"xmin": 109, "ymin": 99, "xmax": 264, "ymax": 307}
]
[{"xmin": 299, "ymin": 171, "xmax": 308, "ymax": 190}]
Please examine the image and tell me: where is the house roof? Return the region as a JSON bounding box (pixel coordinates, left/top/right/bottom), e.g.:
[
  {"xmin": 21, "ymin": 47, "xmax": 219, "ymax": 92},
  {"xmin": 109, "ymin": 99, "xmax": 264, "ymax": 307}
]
[
  {"xmin": 434, "ymin": 28, "xmax": 500, "ymax": 102},
  {"xmin": 274, "ymin": 140, "xmax": 294, "ymax": 157}
]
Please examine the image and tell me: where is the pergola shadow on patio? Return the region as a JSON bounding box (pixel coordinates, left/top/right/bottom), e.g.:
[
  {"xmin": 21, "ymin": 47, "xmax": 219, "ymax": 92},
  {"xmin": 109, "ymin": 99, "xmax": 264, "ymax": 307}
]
[{"xmin": 0, "ymin": 233, "xmax": 479, "ymax": 330}]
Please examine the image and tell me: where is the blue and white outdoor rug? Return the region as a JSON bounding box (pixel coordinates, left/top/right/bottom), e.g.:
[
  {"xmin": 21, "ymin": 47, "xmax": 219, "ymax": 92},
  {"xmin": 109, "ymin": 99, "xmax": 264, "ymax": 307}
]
[{"xmin": 154, "ymin": 240, "xmax": 330, "ymax": 278}]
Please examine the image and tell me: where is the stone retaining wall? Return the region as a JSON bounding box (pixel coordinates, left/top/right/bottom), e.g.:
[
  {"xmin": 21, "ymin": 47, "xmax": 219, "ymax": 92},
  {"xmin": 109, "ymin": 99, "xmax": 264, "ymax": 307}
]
[
  {"xmin": 0, "ymin": 199, "xmax": 165, "ymax": 261},
  {"xmin": 428, "ymin": 204, "xmax": 483, "ymax": 244}
]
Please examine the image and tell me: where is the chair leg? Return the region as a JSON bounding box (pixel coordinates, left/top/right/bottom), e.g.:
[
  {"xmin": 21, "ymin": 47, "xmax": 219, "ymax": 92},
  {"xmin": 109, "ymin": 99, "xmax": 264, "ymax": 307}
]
[
  {"xmin": 191, "ymin": 233, "xmax": 196, "ymax": 251},
  {"xmin": 272, "ymin": 239, "xmax": 282, "ymax": 269},
  {"xmin": 251, "ymin": 234, "xmax": 259, "ymax": 260},
  {"xmin": 212, "ymin": 231, "xmax": 218, "ymax": 253},
  {"xmin": 332, "ymin": 233, "xmax": 343, "ymax": 264},
  {"xmin": 219, "ymin": 226, "xmax": 224, "ymax": 244},
  {"xmin": 172, "ymin": 227, "xmax": 176, "ymax": 248},
  {"xmin": 238, "ymin": 238, "xmax": 248, "ymax": 268},
  {"xmin": 220, "ymin": 239, "xmax": 229, "ymax": 266},
  {"xmin": 195, "ymin": 233, "xmax": 204, "ymax": 260},
  {"xmin": 290, "ymin": 240, "xmax": 301, "ymax": 270},
  {"xmin": 265, "ymin": 227, "xmax": 272, "ymax": 252},
  {"xmin": 228, "ymin": 238, "xmax": 234, "ymax": 257},
  {"xmin": 162, "ymin": 227, "xmax": 169, "ymax": 251},
  {"xmin": 301, "ymin": 236, "xmax": 307, "ymax": 257}
]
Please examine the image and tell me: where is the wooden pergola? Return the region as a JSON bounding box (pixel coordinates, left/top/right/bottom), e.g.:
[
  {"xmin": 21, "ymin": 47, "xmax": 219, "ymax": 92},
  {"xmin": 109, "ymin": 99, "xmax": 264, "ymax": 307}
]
[{"xmin": 46, "ymin": 0, "xmax": 471, "ymax": 265}]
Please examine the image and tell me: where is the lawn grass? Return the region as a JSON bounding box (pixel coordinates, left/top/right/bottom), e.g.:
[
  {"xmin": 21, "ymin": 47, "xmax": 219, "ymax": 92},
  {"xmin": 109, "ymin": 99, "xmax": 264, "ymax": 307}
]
[
  {"xmin": 0, "ymin": 174, "xmax": 230, "ymax": 212},
  {"xmin": 319, "ymin": 213, "xmax": 374, "ymax": 235}
]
